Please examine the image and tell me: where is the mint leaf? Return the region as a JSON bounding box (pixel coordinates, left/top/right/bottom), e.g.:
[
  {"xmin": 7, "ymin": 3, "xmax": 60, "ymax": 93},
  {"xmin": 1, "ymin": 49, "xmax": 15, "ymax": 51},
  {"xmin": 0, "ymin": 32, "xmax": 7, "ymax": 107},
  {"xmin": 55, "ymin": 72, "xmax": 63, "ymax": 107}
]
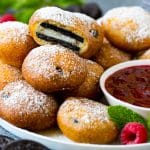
[
  {"xmin": 147, "ymin": 117, "xmax": 150, "ymax": 131},
  {"xmin": 108, "ymin": 105, "xmax": 147, "ymax": 129}
]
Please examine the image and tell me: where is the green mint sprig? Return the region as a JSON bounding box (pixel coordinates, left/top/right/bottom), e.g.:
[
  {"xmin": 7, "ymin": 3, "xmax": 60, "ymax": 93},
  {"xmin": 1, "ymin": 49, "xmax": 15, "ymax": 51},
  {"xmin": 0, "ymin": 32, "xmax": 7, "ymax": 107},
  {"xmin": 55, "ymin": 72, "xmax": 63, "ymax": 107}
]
[{"xmin": 108, "ymin": 105, "xmax": 147, "ymax": 129}]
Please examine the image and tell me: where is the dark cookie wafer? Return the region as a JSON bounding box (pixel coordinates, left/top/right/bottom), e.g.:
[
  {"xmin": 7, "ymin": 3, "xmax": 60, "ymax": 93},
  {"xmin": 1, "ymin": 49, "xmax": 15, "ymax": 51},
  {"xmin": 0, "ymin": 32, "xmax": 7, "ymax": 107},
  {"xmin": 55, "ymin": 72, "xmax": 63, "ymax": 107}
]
[
  {"xmin": 3, "ymin": 139, "xmax": 49, "ymax": 150},
  {"xmin": 0, "ymin": 135, "xmax": 14, "ymax": 150}
]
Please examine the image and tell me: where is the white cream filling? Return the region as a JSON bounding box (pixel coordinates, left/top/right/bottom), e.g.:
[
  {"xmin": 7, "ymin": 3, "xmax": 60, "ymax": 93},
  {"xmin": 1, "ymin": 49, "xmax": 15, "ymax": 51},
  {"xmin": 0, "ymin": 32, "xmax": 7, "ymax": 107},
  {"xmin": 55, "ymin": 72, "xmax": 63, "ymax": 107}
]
[{"xmin": 37, "ymin": 25, "xmax": 83, "ymax": 48}]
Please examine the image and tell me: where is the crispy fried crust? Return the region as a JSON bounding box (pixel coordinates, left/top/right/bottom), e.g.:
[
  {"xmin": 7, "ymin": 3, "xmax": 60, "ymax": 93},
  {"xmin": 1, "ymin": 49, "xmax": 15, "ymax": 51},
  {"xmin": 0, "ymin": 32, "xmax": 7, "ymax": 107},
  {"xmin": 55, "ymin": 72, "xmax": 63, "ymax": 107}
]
[
  {"xmin": 101, "ymin": 7, "xmax": 150, "ymax": 52},
  {"xmin": 22, "ymin": 45, "xmax": 87, "ymax": 93},
  {"xmin": 57, "ymin": 97, "xmax": 118, "ymax": 144},
  {"xmin": 0, "ymin": 80, "xmax": 58, "ymax": 131},
  {"xmin": 0, "ymin": 21, "xmax": 37, "ymax": 68}
]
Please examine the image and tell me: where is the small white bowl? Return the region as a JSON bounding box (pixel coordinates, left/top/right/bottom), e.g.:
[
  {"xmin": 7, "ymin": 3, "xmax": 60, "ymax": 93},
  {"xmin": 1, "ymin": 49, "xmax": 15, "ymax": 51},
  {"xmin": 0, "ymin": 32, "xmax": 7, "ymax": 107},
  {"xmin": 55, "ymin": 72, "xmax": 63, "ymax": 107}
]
[{"xmin": 100, "ymin": 60, "xmax": 150, "ymax": 119}]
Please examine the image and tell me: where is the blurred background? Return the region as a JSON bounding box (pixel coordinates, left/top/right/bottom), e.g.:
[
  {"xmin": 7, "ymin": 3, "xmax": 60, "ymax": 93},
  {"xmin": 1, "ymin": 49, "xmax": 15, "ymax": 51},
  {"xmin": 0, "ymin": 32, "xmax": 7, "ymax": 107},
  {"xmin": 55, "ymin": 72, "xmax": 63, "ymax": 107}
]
[{"xmin": 0, "ymin": 0, "xmax": 147, "ymax": 23}]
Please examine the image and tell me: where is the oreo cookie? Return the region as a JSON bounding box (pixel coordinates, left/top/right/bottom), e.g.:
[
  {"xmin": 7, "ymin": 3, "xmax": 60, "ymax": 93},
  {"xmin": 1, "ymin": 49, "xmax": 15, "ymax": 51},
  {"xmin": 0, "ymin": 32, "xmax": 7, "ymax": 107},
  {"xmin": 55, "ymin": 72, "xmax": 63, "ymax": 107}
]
[
  {"xmin": 0, "ymin": 135, "xmax": 14, "ymax": 150},
  {"xmin": 65, "ymin": 5, "xmax": 82, "ymax": 13},
  {"xmin": 36, "ymin": 32, "xmax": 80, "ymax": 51},
  {"xmin": 36, "ymin": 22, "xmax": 84, "ymax": 52},
  {"xmin": 81, "ymin": 3, "xmax": 102, "ymax": 19},
  {"xmin": 40, "ymin": 22, "xmax": 84, "ymax": 42},
  {"xmin": 3, "ymin": 139, "xmax": 49, "ymax": 150},
  {"xmin": 65, "ymin": 3, "xmax": 103, "ymax": 19}
]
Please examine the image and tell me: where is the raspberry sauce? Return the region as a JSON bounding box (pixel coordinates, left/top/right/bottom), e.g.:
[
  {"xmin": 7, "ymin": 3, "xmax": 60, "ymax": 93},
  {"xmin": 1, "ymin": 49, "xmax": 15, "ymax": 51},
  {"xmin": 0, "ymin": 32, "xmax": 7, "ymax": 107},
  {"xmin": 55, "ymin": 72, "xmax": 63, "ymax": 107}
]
[{"xmin": 105, "ymin": 65, "xmax": 150, "ymax": 108}]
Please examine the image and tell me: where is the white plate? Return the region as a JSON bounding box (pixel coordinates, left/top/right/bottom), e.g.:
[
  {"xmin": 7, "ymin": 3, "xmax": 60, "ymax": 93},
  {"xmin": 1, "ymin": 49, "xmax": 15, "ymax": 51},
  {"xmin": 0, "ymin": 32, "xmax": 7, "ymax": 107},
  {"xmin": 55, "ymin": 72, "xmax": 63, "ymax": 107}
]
[{"xmin": 0, "ymin": 118, "xmax": 150, "ymax": 150}]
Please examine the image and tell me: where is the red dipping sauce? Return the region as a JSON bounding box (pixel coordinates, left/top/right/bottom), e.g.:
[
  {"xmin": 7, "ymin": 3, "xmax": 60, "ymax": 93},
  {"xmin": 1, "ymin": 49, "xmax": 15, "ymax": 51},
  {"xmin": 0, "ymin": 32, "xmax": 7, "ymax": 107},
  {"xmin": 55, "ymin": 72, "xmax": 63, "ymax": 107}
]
[{"xmin": 105, "ymin": 65, "xmax": 150, "ymax": 108}]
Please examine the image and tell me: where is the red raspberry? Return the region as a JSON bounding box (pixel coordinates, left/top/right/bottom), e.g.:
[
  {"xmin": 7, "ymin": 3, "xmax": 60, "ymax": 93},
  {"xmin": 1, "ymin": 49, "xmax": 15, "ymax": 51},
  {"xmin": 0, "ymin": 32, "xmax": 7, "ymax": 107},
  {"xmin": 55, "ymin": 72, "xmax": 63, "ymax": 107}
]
[
  {"xmin": 120, "ymin": 122, "xmax": 148, "ymax": 144},
  {"xmin": 0, "ymin": 14, "xmax": 16, "ymax": 23}
]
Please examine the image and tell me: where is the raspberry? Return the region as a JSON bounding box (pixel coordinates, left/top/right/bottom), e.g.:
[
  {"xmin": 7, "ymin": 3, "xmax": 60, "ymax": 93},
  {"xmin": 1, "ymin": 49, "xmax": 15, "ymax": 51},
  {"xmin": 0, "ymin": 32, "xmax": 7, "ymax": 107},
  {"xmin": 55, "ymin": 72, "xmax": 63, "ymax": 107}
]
[
  {"xmin": 120, "ymin": 122, "xmax": 148, "ymax": 144},
  {"xmin": 0, "ymin": 14, "xmax": 16, "ymax": 23}
]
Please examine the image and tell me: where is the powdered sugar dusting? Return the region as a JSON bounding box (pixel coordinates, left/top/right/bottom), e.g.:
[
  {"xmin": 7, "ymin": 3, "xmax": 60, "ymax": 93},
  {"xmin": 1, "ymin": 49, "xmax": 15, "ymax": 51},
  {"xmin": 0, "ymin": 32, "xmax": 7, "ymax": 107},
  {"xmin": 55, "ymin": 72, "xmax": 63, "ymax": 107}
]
[
  {"xmin": 31, "ymin": 6, "xmax": 95, "ymax": 28},
  {"xmin": 0, "ymin": 80, "xmax": 57, "ymax": 115},
  {"xmin": 32, "ymin": 7, "xmax": 77, "ymax": 26},
  {"xmin": 102, "ymin": 6, "xmax": 150, "ymax": 42},
  {"xmin": 0, "ymin": 21, "xmax": 29, "ymax": 44},
  {"xmin": 74, "ymin": 12, "xmax": 96, "ymax": 27},
  {"xmin": 23, "ymin": 44, "xmax": 86, "ymax": 79},
  {"xmin": 24, "ymin": 45, "xmax": 60, "ymax": 79},
  {"xmin": 60, "ymin": 97, "xmax": 109, "ymax": 124}
]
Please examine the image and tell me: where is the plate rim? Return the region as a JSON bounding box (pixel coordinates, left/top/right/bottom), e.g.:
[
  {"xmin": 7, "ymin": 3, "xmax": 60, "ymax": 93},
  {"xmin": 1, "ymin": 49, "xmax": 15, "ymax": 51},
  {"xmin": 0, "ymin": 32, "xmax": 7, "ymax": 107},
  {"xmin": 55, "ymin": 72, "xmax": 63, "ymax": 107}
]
[{"xmin": 0, "ymin": 118, "xmax": 150, "ymax": 149}]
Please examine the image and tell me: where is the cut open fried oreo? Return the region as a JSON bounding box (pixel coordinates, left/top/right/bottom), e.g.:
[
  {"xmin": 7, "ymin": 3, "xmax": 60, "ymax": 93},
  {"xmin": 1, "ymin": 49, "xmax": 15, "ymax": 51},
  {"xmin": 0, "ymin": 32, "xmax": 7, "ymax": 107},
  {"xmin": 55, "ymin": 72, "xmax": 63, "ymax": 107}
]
[
  {"xmin": 0, "ymin": 135, "xmax": 14, "ymax": 150},
  {"xmin": 29, "ymin": 7, "xmax": 104, "ymax": 58},
  {"xmin": 36, "ymin": 22, "xmax": 84, "ymax": 52},
  {"xmin": 3, "ymin": 139, "xmax": 49, "ymax": 150}
]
